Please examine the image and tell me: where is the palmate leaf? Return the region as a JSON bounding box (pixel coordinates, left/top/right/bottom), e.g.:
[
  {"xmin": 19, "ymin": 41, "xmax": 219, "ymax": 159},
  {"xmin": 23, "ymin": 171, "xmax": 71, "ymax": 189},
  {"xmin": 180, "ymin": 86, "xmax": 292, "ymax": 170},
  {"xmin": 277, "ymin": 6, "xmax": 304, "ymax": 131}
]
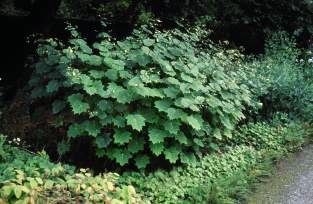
[
  {"xmin": 193, "ymin": 138, "xmax": 204, "ymax": 147},
  {"xmin": 154, "ymin": 99, "xmax": 172, "ymax": 112},
  {"xmin": 77, "ymin": 52, "xmax": 102, "ymax": 66},
  {"xmin": 126, "ymin": 114, "xmax": 146, "ymax": 131},
  {"xmin": 134, "ymin": 155, "xmax": 150, "ymax": 169},
  {"xmin": 88, "ymin": 70, "xmax": 106, "ymax": 79},
  {"xmin": 149, "ymin": 143, "xmax": 164, "ymax": 156},
  {"xmin": 107, "ymin": 82, "xmax": 125, "ymax": 94},
  {"xmin": 138, "ymin": 110, "xmax": 160, "ymax": 124},
  {"xmin": 206, "ymin": 96, "xmax": 222, "ymax": 108},
  {"xmin": 128, "ymin": 76, "xmax": 144, "ymax": 87},
  {"xmin": 70, "ymin": 39, "xmax": 92, "ymax": 54},
  {"xmin": 166, "ymin": 108, "xmax": 187, "ymax": 120},
  {"xmin": 67, "ymin": 123, "xmax": 83, "ymax": 138},
  {"xmin": 105, "ymin": 69, "xmax": 119, "ymax": 81},
  {"xmin": 112, "ymin": 116, "xmax": 126, "ymax": 128},
  {"xmin": 81, "ymin": 120, "xmax": 101, "ymax": 137},
  {"xmin": 96, "ymin": 110, "xmax": 108, "ymax": 121},
  {"xmin": 107, "ymin": 83, "xmax": 135, "ymax": 104},
  {"xmin": 180, "ymin": 152, "xmax": 197, "ymax": 165},
  {"xmin": 67, "ymin": 120, "xmax": 101, "ymax": 138},
  {"xmin": 180, "ymin": 73, "xmax": 194, "ymax": 83},
  {"xmin": 162, "ymin": 87, "xmax": 180, "ymax": 98},
  {"xmin": 116, "ymin": 89, "xmax": 135, "ymax": 104},
  {"xmin": 174, "ymin": 132, "xmax": 188, "ymax": 144},
  {"xmin": 213, "ymin": 128, "xmax": 222, "ymax": 140},
  {"xmin": 35, "ymin": 61, "xmax": 52, "ymax": 74},
  {"xmin": 103, "ymin": 57, "xmax": 125, "ymax": 71},
  {"xmin": 175, "ymin": 97, "xmax": 200, "ymax": 111},
  {"xmin": 97, "ymin": 100, "xmax": 113, "ymax": 112},
  {"xmin": 128, "ymin": 138, "xmax": 145, "ymax": 154},
  {"xmin": 183, "ymin": 114, "xmax": 203, "ymax": 131},
  {"xmin": 164, "ymin": 145, "xmax": 181, "ymax": 163},
  {"xmin": 67, "ymin": 93, "xmax": 90, "ymax": 114},
  {"xmin": 135, "ymin": 53, "xmax": 151, "ymax": 66},
  {"xmin": 148, "ymin": 128, "xmax": 169, "ymax": 144},
  {"xmin": 107, "ymin": 148, "xmax": 131, "ymax": 166},
  {"xmin": 139, "ymin": 70, "xmax": 160, "ymax": 83},
  {"xmin": 166, "ymin": 77, "xmax": 180, "ymax": 85},
  {"xmin": 163, "ymin": 120, "xmax": 181, "ymax": 134},
  {"xmin": 46, "ymin": 80, "xmax": 60, "ymax": 93},
  {"xmin": 158, "ymin": 58, "xmax": 176, "ymax": 76},
  {"xmin": 220, "ymin": 116, "xmax": 234, "ymax": 130},
  {"xmin": 132, "ymin": 86, "xmax": 164, "ymax": 98},
  {"xmin": 95, "ymin": 134, "xmax": 112, "ymax": 148},
  {"xmin": 119, "ymin": 70, "xmax": 132, "ymax": 79},
  {"xmin": 83, "ymin": 79, "xmax": 106, "ymax": 97},
  {"xmin": 113, "ymin": 130, "xmax": 132, "ymax": 145}
]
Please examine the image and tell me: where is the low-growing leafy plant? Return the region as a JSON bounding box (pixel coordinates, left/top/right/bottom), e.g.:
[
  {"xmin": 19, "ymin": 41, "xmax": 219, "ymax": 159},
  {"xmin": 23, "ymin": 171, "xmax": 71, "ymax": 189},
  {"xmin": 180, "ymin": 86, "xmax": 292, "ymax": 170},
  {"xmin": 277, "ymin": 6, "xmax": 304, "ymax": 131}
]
[
  {"xmin": 229, "ymin": 122, "xmax": 286, "ymax": 150},
  {"xmin": 28, "ymin": 26, "xmax": 253, "ymax": 168},
  {"xmin": 120, "ymin": 145, "xmax": 260, "ymax": 203},
  {"xmin": 225, "ymin": 114, "xmax": 308, "ymax": 151},
  {"xmin": 0, "ymin": 140, "xmax": 144, "ymax": 204},
  {"xmin": 119, "ymin": 121, "xmax": 312, "ymax": 203}
]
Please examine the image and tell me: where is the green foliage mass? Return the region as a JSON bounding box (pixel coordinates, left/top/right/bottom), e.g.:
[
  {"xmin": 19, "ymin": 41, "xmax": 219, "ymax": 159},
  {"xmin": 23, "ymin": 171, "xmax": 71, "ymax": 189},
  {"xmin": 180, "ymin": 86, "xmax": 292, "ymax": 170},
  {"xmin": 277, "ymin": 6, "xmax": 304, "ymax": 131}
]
[
  {"xmin": 121, "ymin": 145, "xmax": 260, "ymax": 203},
  {"xmin": 227, "ymin": 114, "xmax": 308, "ymax": 151},
  {"xmin": 246, "ymin": 32, "xmax": 313, "ymax": 120},
  {"xmin": 0, "ymin": 135, "xmax": 144, "ymax": 204},
  {"xmin": 2, "ymin": 0, "xmax": 313, "ymax": 203},
  {"xmin": 119, "ymin": 121, "xmax": 312, "ymax": 203},
  {"xmin": 2, "ymin": 16, "xmax": 313, "ymax": 204},
  {"xmin": 28, "ymin": 26, "xmax": 254, "ymax": 168}
]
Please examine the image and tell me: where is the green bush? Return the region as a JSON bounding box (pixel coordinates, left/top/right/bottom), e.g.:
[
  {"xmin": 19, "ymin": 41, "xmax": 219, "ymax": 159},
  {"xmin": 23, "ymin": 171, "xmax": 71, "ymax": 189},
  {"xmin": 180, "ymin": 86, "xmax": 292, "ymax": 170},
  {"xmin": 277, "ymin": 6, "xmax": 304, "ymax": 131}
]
[
  {"xmin": 0, "ymin": 135, "xmax": 144, "ymax": 204},
  {"xmin": 28, "ymin": 26, "xmax": 253, "ymax": 168},
  {"xmin": 244, "ymin": 32, "xmax": 313, "ymax": 121}
]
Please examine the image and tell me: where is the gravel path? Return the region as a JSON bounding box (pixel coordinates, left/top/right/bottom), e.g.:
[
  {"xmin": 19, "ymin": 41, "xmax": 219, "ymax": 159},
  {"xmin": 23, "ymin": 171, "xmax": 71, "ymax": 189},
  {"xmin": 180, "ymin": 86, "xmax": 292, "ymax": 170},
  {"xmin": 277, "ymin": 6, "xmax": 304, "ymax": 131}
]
[{"xmin": 248, "ymin": 145, "xmax": 313, "ymax": 204}]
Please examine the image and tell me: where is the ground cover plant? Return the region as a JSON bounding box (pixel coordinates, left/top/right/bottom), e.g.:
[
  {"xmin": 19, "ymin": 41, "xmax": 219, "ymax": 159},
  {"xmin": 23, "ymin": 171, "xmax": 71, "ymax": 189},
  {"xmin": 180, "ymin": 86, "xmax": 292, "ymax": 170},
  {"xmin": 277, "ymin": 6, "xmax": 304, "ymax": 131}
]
[
  {"xmin": 119, "ymin": 118, "xmax": 313, "ymax": 203},
  {"xmin": 0, "ymin": 135, "xmax": 144, "ymax": 204}
]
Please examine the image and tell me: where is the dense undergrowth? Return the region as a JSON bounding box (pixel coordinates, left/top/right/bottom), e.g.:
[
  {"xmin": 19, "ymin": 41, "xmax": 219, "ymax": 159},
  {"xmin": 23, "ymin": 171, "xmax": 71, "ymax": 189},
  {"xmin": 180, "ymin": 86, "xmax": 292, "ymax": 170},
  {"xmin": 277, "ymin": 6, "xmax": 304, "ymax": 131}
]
[
  {"xmin": 0, "ymin": 135, "xmax": 144, "ymax": 203},
  {"xmin": 1, "ymin": 119, "xmax": 312, "ymax": 203},
  {"xmin": 1, "ymin": 24, "xmax": 313, "ymax": 203}
]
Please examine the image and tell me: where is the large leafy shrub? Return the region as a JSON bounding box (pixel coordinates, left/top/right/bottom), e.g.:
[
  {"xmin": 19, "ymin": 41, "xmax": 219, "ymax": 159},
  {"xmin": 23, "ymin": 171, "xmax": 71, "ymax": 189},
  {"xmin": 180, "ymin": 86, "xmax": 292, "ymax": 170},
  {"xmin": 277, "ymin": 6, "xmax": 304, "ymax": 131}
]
[{"xmin": 28, "ymin": 27, "xmax": 253, "ymax": 168}]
